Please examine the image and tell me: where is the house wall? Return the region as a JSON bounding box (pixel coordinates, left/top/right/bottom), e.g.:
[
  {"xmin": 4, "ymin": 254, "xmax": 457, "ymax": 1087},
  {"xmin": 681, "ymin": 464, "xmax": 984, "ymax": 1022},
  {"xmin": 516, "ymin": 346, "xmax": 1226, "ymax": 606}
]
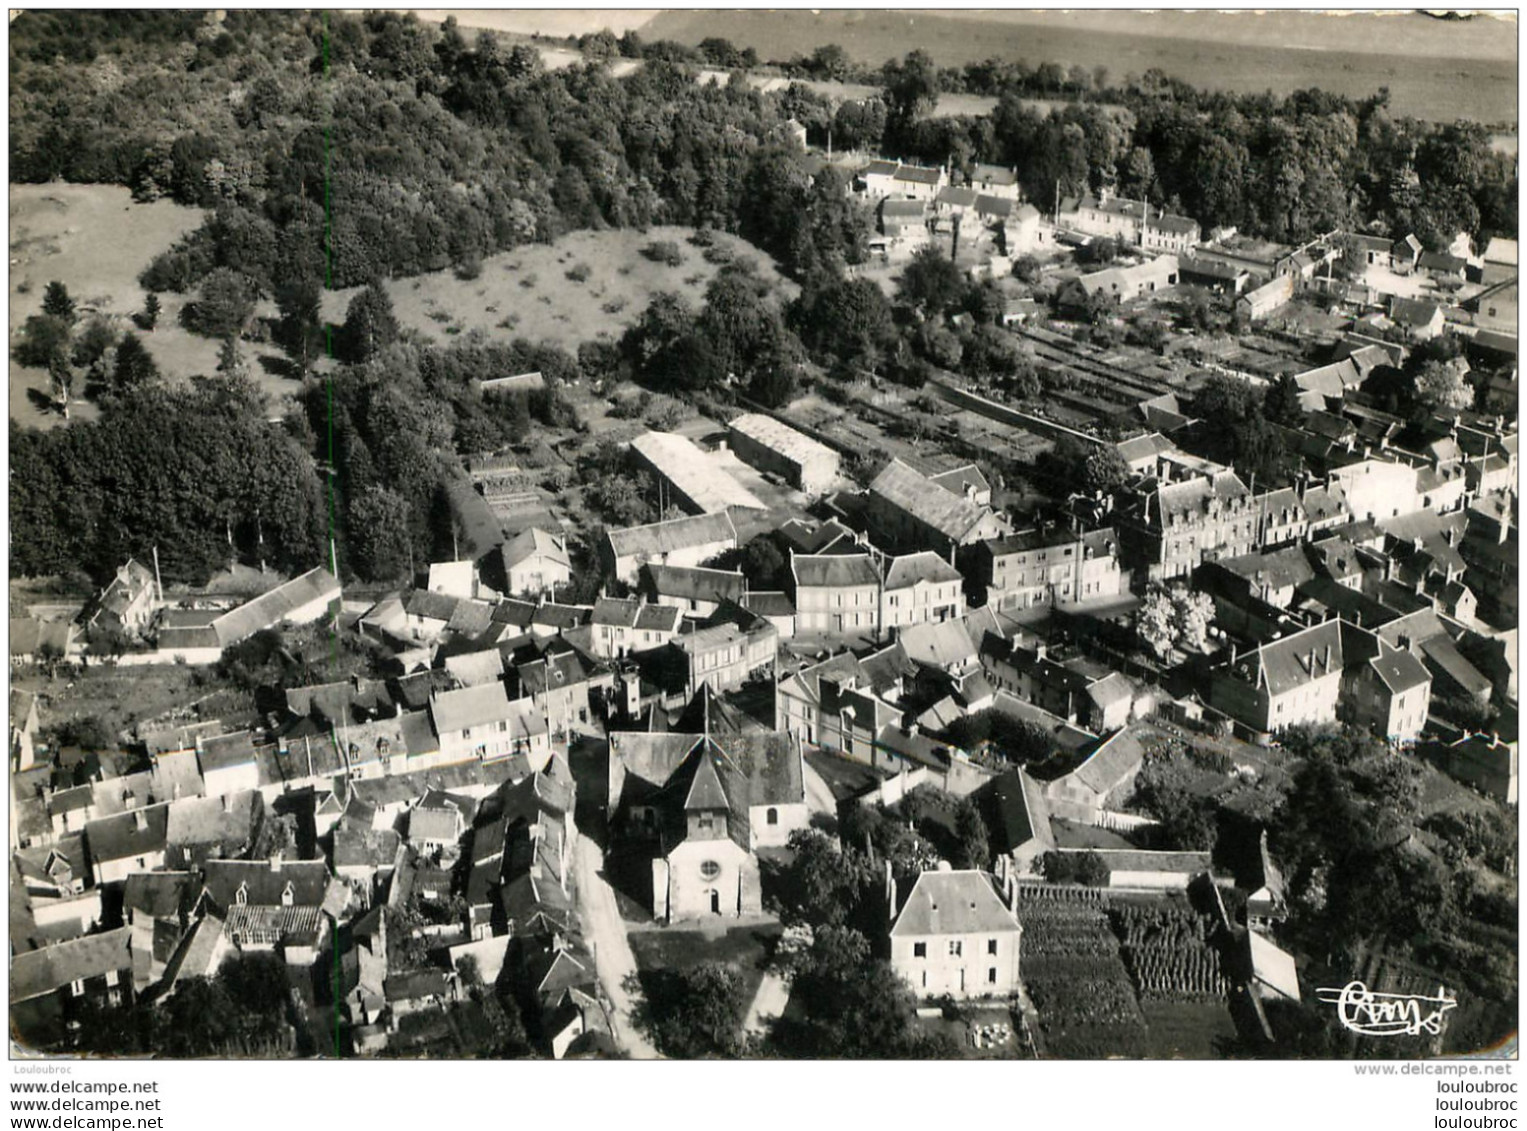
[
  {"xmin": 437, "ymin": 723, "xmax": 549, "ymax": 766},
  {"xmin": 509, "ymin": 559, "xmax": 572, "ymax": 597},
  {"xmin": 611, "ymin": 538, "xmax": 736, "ymax": 587},
  {"xmin": 890, "ymin": 928, "xmax": 1022, "ymax": 999},
  {"xmin": 95, "ymin": 848, "xmax": 167, "ymax": 886},
  {"xmin": 793, "ymin": 583, "xmax": 879, "ymax": 634},
  {"xmin": 747, "ymin": 801, "xmax": 809, "ymax": 850},
  {"xmin": 881, "ymin": 579, "xmax": 964, "ymax": 630},
  {"xmin": 1332, "ymin": 461, "xmax": 1421, "ymax": 522},
  {"xmin": 726, "ymin": 427, "xmax": 840, "ymax": 495}
]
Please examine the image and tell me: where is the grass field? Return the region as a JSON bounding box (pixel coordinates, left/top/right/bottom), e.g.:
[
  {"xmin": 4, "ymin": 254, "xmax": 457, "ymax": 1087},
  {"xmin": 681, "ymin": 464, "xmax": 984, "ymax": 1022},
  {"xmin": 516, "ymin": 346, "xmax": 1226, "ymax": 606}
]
[
  {"xmin": 8, "ymin": 183, "xmax": 300, "ymax": 430},
  {"xmin": 321, "ymin": 227, "xmax": 796, "ymax": 357},
  {"xmin": 628, "ymin": 922, "xmax": 783, "ymax": 1015}
]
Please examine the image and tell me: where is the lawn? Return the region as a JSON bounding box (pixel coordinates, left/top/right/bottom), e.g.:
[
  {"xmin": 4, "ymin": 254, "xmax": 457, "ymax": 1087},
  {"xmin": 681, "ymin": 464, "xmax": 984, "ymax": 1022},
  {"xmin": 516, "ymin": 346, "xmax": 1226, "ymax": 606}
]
[
  {"xmin": 8, "ymin": 183, "xmax": 304, "ymax": 429},
  {"xmin": 628, "ymin": 922, "xmax": 783, "ymax": 1015},
  {"xmin": 321, "ymin": 226, "xmax": 795, "ymax": 356}
]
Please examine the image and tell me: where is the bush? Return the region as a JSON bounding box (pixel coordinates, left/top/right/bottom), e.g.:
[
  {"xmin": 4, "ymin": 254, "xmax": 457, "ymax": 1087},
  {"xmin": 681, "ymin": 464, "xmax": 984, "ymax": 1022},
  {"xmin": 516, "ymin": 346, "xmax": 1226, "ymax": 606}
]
[
  {"xmin": 642, "ymin": 240, "xmax": 684, "ymax": 267},
  {"xmin": 565, "ymin": 262, "xmax": 592, "ymax": 283},
  {"xmin": 455, "ymin": 255, "xmax": 483, "ymax": 281}
]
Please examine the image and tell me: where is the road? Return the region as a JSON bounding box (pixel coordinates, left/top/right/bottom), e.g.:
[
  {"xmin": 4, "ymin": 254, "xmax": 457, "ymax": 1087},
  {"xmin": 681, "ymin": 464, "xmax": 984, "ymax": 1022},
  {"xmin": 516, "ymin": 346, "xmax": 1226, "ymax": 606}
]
[{"xmin": 571, "ymin": 832, "xmax": 660, "ymax": 1060}]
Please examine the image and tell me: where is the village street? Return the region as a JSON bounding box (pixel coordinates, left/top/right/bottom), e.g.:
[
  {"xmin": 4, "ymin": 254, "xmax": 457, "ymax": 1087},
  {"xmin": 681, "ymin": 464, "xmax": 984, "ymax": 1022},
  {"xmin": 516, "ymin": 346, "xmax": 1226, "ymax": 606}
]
[{"xmin": 572, "ymin": 831, "xmax": 660, "ymax": 1059}]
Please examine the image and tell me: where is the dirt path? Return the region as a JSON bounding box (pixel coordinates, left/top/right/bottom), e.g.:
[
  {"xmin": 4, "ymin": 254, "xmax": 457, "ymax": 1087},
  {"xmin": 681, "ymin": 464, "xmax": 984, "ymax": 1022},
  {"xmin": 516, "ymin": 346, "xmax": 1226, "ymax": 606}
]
[
  {"xmin": 741, "ymin": 965, "xmax": 790, "ymax": 1037},
  {"xmin": 571, "ymin": 831, "xmax": 661, "ymax": 1060}
]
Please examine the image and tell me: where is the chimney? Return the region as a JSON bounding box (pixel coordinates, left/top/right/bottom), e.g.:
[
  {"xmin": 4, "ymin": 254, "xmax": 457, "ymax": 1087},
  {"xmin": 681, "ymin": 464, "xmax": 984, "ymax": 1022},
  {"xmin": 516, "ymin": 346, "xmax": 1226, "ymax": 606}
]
[
  {"xmin": 271, "ymin": 851, "xmax": 283, "ymax": 873},
  {"xmin": 885, "ymin": 860, "xmax": 895, "ymax": 922},
  {"xmin": 221, "ymin": 793, "xmax": 231, "ymax": 813},
  {"xmin": 133, "ymin": 810, "xmax": 148, "ymax": 832},
  {"xmin": 1323, "ymin": 644, "xmax": 1331, "ymax": 672},
  {"xmin": 1306, "ymin": 649, "xmax": 1316, "ymax": 674}
]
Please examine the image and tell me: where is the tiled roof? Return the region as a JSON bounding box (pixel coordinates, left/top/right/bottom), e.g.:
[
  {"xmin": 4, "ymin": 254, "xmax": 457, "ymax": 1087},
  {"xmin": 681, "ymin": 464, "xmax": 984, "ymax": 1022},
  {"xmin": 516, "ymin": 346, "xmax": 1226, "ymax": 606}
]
[
  {"xmin": 211, "ymin": 568, "xmax": 339, "ymax": 649},
  {"xmin": 991, "ymin": 768, "xmax": 1054, "ymax": 855},
  {"xmin": 641, "ymin": 564, "xmax": 746, "ymax": 605},
  {"xmin": 502, "ymin": 527, "xmax": 570, "ymax": 571},
  {"xmin": 883, "ymin": 551, "xmax": 962, "ymax": 590},
  {"xmin": 85, "ymin": 804, "xmax": 170, "ymax": 864}
]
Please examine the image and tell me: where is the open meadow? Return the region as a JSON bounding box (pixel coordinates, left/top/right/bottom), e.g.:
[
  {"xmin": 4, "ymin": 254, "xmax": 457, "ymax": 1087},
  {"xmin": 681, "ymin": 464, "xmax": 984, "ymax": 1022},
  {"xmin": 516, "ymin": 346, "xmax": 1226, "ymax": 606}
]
[
  {"xmin": 8, "ymin": 183, "xmax": 300, "ymax": 429},
  {"xmin": 322, "ymin": 226, "xmax": 796, "ymax": 356}
]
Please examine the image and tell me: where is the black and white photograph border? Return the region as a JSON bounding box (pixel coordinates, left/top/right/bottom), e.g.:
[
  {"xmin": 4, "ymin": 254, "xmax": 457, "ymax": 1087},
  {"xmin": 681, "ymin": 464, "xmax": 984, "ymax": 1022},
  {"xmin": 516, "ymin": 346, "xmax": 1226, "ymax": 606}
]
[{"xmin": 5, "ymin": 2, "xmax": 1519, "ymax": 1126}]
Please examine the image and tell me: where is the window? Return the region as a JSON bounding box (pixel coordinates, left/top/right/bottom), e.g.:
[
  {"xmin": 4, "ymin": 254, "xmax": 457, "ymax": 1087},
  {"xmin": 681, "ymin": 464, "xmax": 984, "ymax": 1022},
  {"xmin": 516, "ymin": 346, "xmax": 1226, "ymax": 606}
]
[
  {"xmin": 988, "ymin": 939, "xmax": 998, "ymax": 955},
  {"xmin": 105, "ymin": 969, "xmax": 119, "ymax": 988},
  {"xmin": 498, "ymin": 721, "xmax": 507, "ymax": 732},
  {"xmin": 913, "ymin": 942, "xmax": 927, "ymax": 958},
  {"xmin": 70, "ymin": 979, "xmax": 85, "ymax": 997},
  {"xmin": 988, "ymin": 967, "xmax": 998, "ymax": 984},
  {"xmin": 948, "ymin": 940, "xmax": 963, "ymax": 957},
  {"xmin": 698, "ymin": 815, "xmax": 715, "ymax": 831},
  {"xmin": 461, "ymin": 728, "xmax": 471, "ymax": 741},
  {"xmin": 699, "ymin": 860, "xmax": 721, "ymax": 881},
  {"xmin": 766, "ymin": 807, "xmax": 779, "ymax": 826}
]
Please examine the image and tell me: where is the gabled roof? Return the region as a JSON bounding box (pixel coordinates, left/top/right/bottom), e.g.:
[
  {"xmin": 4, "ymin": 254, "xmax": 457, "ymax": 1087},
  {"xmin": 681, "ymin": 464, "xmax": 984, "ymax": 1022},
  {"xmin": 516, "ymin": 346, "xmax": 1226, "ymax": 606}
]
[
  {"xmin": 606, "ymin": 512, "xmax": 738, "ymax": 561},
  {"xmin": 870, "ymin": 458, "xmax": 995, "ymax": 543},
  {"xmin": 898, "ymin": 620, "xmax": 978, "ymax": 670},
  {"xmin": 200, "ymin": 858, "xmax": 333, "ymax": 910},
  {"xmin": 640, "ymin": 563, "xmax": 746, "ymax": 606},
  {"xmin": 881, "ymin": 198, "xmax": 927, "ymax": 220},
  {"xmin": 210, "ymin": 568, "xmax": 340, "ymax": 649},
  {"xmin": 975, "ymin": 194, "xmax": 1014, "ymax": 219},
  {"xmin": 1390, "ymin": 296, "xmax": 1442, "ymax": 328},
  {"xmin": 936, "ymin": 186, "xmax": 978, "ymax": 208},
  {"xmin": 11, "ymin": 927, "xmax": 133, "ymax": 1003},
  {"xmin": 1367, "ymin": 644, "xmax": 1431, "ymax": 695},
  {"xmin": 445, "ymin": 648, "xmax": 507, "ymax": 689},
  {"xmin": 429, "ymin": 682, "xmax": 516, "ymax": 733},
  {"xmin": 1068, "ymin": 727, "xmax": 1145, "ymax": 794},
  {"xmin": 889, "ymin": 870, "xmax": 1020, "ymax": 937},
  {"xmin": 85, "ymin": 804, "xmax": 170, "ymax": 864},
  {"xmin": 928, "ymin": 463, "xmax": 990, "ymax": 499},
  {"xmin": 502, "ymin": 527, "xmax": 570, "ymax": 571},
  {"xmin": 990, "ymin": 768, "xmax": 1054, "ymax": 855}
]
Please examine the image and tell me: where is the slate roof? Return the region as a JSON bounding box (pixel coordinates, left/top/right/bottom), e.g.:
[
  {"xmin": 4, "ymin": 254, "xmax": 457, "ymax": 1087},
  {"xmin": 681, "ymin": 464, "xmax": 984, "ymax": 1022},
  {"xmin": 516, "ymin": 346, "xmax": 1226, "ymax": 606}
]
[
  {"xmin": 630, "ymin": 431, "xmax": 766, "ymax": 512},
  {"xmin": 640, "ymin": 564, "xmax": 746, "ymax": 606},
  {"xmin": 85, "ymin": 804, "xmax": 170, "ymax": 865},
  {"xmin": 200, "ymin": 859, "xmax": 332, "ymax": 910},
  {"xmin": 791, "ymin": 552, "xmax": 880, "ymax": 589},
  {"xmin": 606, "ymin": 512, "xmax": 738, "ymax": 561},
  {"xmin": 741, "ymin": 591, "xmax": 795, "ymax": 618},
  {"xmin": 429, "ymin": 682, "xmax": 517, "ymax": 733},
  {"xmin": 884, "ymin": 551, "xmax": 962, "ymax": 590},
  {"xmin": 11, "ymin": 927, "xmax": 133, "ymax": 1003},
  {"xmin": 936, "ymin": 186, "xmax": 978, "ymax": 208},
  {"xmin": 975, "ymin": 195, "xmax": 1014, "ymax": 219},
  {"xmin": 1367, "ymin": 645, "xmax": 1431, "ymax": 695},
  {"xmin": 210, "ymin": 568, "xmax": 339, "ymax": 649},
  {"xmin": 990, "ymin": 768, "xmax": 1054, "ymax": 855},
  {"xmin": 881, "ymin": 198, "xmax": 927, "ymax": 221},
  {"xmin": 444, "ymin": 649, "xmax": 506, "ymax": 688},
  {"xmin": 166, "ymin": 792, "xmax": 261, "ymax": 851},
  {"xmin": 502, "ymin": 527, "xmax": 571, "ymax": 571},
  {"xmin": 198, "ymin": 730, "xmax": 258, "ymax": 775},
  {"xmin": 1238, "ymin": 619, "xmax": 1376, "ymax": 697},
  {"xmin": 1390, "ymin": 296, "xmax": 1442, "ymax": 328},
  {"xmin": 123, "ymin": 871, "xmax": 197, "ymax": 923},
  {"xmin": 1068, "ymin": 728, "xmax": 1145, "ymax": 795},
  {"xmin": 889, "ymin": 871, "xmax": 1019, "ymax": 937},
  {"xmin": 870, "ymin": 458, "xmax": 995, "ymax": 543}
]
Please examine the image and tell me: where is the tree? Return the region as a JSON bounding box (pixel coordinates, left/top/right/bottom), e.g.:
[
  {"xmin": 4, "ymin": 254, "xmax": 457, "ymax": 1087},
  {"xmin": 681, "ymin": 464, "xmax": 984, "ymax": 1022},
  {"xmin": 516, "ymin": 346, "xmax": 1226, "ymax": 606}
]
[
  {"xmin": 275, "ymin": 276, "xmax": 325, "ymax": 373},
  {"xmin": 1012, "ymin": 255, "xmax": 1042, "ymax": 285},
  {"xmin": 1262, "ymin": 370, "xmax": 1305, "ymax": 427},
  {"xmin": 1041, "ymin": 850, "xmax": 1109, "ymax": 886},
  {"xmin": 217, "ymin": 336, "xmax": 246, "ymax": 378},
  {"xmin": 952, "ymin": 799, "xmax": 989, "ymax": 870},
  {"xmin": 1414, "ymin": 357, "xmax": 1473, "ymax": 414},
  {"xmin": 15, "ymin": 313, "xmax": 72, "ymax": 370},
  {"xmin": 630, "ymin": 960, "xmax": 747, "ymax": 1058},
  {"xmin": 42, "ymin": 280, "xmax": 77, "ymax": 324},
  {"xmin": 776, "ymin": 828, "xmax": 874, "ymax": 928},
  {"xmin": 896, "ymin": 245, "xmax": 966, "ymax": 317},
  {"xmin": 771, "ymin": 925, "xmax": 955, "ymax": 1058},
  {"xmin": 190, "ymin": 267, "xmax": 258, "ymax": 340},
  {"xmin": 339, "ymin": 281, "xmax": 400, "ymax": 364},
  {"xmin": 139, "ymin": 292, "xmax": 161, "ymax": 331},
  {"xmin": 1170, "ymin": 588, "xmax": 1215, "ymax": 653},
  {"xmin": 1135, "ymin": 586, "xmax": 1177, "ymax": 660},
  {"xmin": 112, "ymin": 333, "xmax": 160, "ymax": 392},
  {"xmin": 883, "ymin": 50, "xmax": 940, "ymax": 145}
]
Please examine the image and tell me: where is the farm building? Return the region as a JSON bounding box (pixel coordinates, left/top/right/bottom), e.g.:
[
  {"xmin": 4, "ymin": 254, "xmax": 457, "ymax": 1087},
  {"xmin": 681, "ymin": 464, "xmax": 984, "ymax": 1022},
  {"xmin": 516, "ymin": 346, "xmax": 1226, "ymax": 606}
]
[
  {"xmin": 628, "ymin": 431, "xmax": 765, "ymax": 516},
  {"xmin": 726, "ymin": 413, "xmax": 840, "ymax": 495},
  {"xmin": 1235, "ymin": 274, "xmax": 1295, "ymax": 321},
  {"xmin": 209, "ymin": 567, "xmax": 341, "ymax": 652},
  {"xmin": 602, "ymin": 512, "xmax": 739, "ymax": 586},
  {"xmin": 1078, "ymin": 256, "xmax": 1179, "ymax": 302}
]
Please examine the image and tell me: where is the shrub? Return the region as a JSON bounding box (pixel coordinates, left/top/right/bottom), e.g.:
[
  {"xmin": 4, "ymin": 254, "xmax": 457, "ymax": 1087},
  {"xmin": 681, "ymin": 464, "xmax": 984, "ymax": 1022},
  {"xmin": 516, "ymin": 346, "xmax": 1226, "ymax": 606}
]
[
  {"xmin": 565, "ymin": 263, "xmax": 592, "ymax": 283},
  {"xmin": 642, "ymin": 240, "xmax": 684, "ymax": 267}
]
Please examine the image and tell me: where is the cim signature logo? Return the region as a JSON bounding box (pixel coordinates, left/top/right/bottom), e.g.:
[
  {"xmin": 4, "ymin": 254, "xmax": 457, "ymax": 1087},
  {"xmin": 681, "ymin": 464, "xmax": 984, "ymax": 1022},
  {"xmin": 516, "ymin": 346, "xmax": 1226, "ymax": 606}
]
[{"xmin": 1315, "ymin": 981, "xmax": 1458, "ymax": 1037}]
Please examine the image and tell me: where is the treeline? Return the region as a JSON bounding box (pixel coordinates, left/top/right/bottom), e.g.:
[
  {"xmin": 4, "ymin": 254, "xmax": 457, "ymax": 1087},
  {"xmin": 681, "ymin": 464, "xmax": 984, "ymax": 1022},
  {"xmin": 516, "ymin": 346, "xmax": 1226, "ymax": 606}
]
[{"xmin": 9, "ymin": 377, "xmax": 328, "ymax": 586}]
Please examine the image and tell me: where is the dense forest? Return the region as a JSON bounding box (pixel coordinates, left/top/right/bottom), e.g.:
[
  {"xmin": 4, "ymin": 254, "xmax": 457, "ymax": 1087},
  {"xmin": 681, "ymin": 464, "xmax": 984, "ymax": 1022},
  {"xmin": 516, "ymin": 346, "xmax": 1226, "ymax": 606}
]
[{"xmin": 6, "ymin": 10, "xmax": 1518, "ymax": 587}]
